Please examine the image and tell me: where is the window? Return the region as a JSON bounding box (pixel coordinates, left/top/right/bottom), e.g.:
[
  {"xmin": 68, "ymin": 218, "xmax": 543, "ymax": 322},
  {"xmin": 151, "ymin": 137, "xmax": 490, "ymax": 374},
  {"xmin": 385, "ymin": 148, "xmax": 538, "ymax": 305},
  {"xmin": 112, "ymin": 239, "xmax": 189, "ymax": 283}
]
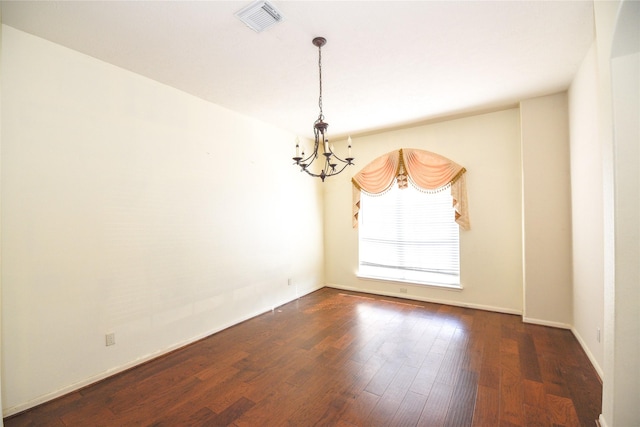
[{"xmin": 358, "ymin": 181, "xmax": 460, "ymax": 287}]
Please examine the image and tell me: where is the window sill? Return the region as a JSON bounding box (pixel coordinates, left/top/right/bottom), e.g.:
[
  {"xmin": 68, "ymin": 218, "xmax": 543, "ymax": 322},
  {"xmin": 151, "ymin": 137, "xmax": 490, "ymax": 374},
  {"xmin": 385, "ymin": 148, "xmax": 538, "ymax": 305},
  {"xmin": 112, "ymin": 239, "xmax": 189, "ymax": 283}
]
[{"xmin": 356, "ymin": 273, "xmax": 463, "ymax": 291}]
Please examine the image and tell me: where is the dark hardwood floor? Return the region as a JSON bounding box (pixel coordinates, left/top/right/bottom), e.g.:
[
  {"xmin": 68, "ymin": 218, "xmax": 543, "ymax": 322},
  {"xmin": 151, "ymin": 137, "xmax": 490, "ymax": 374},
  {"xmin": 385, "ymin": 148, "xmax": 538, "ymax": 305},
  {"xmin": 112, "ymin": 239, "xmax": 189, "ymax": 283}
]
[{"xmin": 5, "ymin": 287, "xmax": 602, "ymax": 426}]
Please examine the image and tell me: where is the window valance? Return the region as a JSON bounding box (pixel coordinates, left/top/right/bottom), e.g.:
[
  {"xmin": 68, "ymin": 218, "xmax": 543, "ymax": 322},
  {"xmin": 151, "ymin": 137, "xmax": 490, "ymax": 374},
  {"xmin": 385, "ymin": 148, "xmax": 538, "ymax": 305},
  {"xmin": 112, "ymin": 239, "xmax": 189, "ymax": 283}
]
[{"xmin": 351, "ymin": 148, "xmax": 469, "ymax": 230}]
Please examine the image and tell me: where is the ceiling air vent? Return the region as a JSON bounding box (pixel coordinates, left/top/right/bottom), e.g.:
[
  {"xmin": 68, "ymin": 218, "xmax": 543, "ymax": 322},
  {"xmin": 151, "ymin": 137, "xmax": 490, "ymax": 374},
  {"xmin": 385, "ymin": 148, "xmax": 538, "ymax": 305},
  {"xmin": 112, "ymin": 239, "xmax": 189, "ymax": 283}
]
[{"xmin": 235, "ymin": 1, "xmax": 284, "ymax": 33}]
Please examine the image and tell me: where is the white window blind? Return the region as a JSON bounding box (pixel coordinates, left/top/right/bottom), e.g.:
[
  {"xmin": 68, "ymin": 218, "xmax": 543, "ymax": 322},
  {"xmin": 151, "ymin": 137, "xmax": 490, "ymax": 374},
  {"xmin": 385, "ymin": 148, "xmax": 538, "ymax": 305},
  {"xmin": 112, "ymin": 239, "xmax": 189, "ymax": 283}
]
[{"xmin": 358, "ymin": 181, "xmax": 460, "ymax": 287}]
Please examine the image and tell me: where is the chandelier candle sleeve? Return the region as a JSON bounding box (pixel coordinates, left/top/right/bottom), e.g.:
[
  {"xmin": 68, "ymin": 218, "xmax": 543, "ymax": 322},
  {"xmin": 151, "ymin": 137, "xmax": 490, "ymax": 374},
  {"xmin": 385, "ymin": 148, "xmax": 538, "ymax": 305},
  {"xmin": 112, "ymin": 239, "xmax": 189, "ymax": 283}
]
[{"xmin": 291, "ymin": 36, "xmax": 354, "ymax": 182}]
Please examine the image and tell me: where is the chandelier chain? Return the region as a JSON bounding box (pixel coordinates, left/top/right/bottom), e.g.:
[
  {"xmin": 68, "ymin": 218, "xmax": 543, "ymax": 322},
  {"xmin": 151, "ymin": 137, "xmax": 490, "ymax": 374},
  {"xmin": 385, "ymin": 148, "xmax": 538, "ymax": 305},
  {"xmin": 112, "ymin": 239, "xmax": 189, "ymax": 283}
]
[{"xmin": 318, "ymin": 44, "xmax": 323, "ymax": 119}]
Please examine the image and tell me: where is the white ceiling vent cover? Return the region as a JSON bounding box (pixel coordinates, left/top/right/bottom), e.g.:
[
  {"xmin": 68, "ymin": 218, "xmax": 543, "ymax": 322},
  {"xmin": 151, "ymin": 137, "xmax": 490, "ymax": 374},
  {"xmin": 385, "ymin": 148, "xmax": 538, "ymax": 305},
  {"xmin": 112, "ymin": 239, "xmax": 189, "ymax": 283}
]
[{"xmin": 235, "ymin": 1, "xmax": 284, "ymax": 33}]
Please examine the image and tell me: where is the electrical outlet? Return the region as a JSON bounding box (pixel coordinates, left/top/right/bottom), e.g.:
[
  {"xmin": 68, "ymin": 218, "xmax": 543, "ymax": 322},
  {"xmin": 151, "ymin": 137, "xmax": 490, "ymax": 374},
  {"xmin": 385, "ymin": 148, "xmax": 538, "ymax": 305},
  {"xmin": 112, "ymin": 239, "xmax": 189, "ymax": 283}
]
[
  {"xmin": 597, "ymin": 328, "xmax": 601, "ymax": 343},
  {"xmin": 287, "ymin": 278, "xmax": 292, "ymax": 286},
  {"xmin": 400, "ymin": 288, "xmax": 408, "ymax": 294},
  {"xmin": 105, "ymin": 332, "xmax": 116, "ymax": 347}
]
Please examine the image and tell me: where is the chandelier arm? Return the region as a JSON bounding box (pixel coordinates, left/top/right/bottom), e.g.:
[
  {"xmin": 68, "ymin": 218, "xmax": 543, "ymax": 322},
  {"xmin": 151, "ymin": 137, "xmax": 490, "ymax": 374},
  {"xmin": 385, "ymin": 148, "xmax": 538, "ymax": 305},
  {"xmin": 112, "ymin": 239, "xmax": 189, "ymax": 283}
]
[
  {"xmin": 293, "ymin": 135, "xmax": 320, "ymax": 164},
  {"xmin": 302, "ymin": 148, "xmax": 318, "ymax": 163},
  {"xmin": 301, "ymin": 168, "xmax": 324, "ymax": 179},
  {"xmin": 327, "ymin": 149, "xmax": 354, "ymax": 165},
  {"xmin": 324, "ymin": 161, "xmax": 353, "ymax": 178}
]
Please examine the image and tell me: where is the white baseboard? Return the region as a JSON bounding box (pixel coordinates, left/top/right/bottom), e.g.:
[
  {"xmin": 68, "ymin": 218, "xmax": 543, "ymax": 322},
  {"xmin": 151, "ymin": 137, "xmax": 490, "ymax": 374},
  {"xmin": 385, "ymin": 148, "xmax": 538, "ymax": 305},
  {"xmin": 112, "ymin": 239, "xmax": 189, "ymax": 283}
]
[
  {"xmin": 3, "ymin": 285, "xmax": 323, "ymax": 418},
  {"xmin": 522, "ymin": 316, "xmax": 572, "ymax": 330},
  {"xmin": 598, "ymin": 413, "xmax": 608, "ymax": 427},
  {"xmin": 326, "ymin": 283, "xmax": 523, "ymax": 315},
  {"xmin": 570, "ymin": 327, "xmax": 604, "ymax": 380}
]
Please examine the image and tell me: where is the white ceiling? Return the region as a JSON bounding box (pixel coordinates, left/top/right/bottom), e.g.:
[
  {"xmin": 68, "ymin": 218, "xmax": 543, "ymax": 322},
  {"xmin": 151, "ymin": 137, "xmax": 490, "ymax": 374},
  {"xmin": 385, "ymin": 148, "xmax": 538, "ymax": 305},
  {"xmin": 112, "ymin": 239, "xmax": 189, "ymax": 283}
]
[{"xmin": 1, "ymin": 0, "xmax": 594, "ymax": 140}]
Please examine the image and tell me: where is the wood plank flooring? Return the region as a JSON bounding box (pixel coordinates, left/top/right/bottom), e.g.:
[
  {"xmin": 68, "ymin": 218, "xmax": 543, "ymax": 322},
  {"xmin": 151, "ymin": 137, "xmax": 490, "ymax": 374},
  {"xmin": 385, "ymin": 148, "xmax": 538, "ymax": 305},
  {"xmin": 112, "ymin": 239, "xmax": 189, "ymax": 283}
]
[{"xmin": 4, "ymin": 287, "xmax": 602, "ymax": 426}]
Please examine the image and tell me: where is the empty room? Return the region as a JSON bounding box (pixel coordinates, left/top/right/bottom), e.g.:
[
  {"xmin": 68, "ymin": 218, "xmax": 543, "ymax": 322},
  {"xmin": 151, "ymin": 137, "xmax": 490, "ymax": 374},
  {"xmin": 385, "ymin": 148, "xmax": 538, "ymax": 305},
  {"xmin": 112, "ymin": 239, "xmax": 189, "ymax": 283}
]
[{"xmin": 1, "ymin": 1, "xmax": 638, "ymax": 426}]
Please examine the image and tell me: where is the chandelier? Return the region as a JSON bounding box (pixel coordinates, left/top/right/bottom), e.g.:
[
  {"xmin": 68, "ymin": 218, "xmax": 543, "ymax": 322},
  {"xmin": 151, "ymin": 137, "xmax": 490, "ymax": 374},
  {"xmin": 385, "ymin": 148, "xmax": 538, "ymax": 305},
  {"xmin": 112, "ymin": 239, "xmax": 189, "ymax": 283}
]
[{"xmin": 293, "ymin": 37, "xmax": 354, "ymax": 181}]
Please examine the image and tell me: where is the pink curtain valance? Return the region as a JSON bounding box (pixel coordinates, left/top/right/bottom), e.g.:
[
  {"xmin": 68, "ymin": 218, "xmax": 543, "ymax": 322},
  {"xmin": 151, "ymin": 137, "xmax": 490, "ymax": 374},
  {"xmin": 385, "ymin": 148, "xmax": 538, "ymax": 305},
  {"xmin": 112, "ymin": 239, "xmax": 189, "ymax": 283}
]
[{"xmin": 352, "ymin": 148, "xmax": 469, "ymax": 230}]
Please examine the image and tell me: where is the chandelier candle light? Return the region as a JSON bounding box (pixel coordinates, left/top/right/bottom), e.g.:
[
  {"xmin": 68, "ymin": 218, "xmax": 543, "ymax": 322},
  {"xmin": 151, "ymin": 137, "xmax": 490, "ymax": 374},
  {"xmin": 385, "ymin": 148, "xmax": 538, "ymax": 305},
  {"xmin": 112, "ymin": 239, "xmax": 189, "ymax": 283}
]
[{"xmin": 292, "ymin": 37, "xmax": 354, "ymax": 181}]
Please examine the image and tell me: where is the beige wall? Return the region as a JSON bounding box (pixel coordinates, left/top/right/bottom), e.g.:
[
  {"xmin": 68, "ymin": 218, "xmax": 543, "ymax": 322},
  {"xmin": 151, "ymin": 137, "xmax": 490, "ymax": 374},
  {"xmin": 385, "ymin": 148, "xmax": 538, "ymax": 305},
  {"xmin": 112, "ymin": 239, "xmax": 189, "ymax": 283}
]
[
  {"xmin": 520, "ymin": 93, "xmax": 573, "ymax": 328},
  {"xmin": 1, "ymin": 26, "xmax": 325, "ymax": 414},
  {"xmin": 605, "ymin": 0, "xmax": 640, "ymax": 424},
  {"xmin": 591, "ymin": 1, "xmax": 640, "ymax": 425},
  {"xmin": 324, "ymin": 108, "xmax": 524, "ymax": 314},
  {"xmin": 5, "ymin": 3, "xmax": 638, "ymax": 422},
  {"xmin": 569, "ymin": 1, "xmax": 640, "ymax": 424},
  {"xmin": 608, "ymin": 48, "xmax": 640, "ymax": 427},
  {"xmin": 568, "ymin": 44, "xmax": 604, "ymax": 376},
  {"xmin": 0, "ymin": 14, "xmax": 4, "ymax": 427}
]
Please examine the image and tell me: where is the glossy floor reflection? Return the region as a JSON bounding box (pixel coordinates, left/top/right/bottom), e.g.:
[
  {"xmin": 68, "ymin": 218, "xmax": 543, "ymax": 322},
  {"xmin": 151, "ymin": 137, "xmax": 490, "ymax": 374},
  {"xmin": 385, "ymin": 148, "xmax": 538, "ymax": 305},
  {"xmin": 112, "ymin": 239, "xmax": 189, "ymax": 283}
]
[{"xmin": 5, "ymin": 287, "xmax": 601, "ymax": 426}]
